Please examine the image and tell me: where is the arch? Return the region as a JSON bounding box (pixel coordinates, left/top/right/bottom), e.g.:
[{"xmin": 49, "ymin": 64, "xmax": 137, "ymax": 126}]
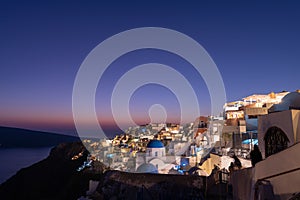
[{"xmin": 264, "ymin": 126, "xmax": 289, "ymax": 157}]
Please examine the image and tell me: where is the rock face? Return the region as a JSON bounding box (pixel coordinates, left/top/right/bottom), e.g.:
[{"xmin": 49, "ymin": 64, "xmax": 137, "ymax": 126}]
[
  {"xmin": 0, "ymin": 142, "xmax": 89, "ymax": 200},
  {"xmin": 95, "ymin": 170, "xmax": 206, "ymax": 200}
]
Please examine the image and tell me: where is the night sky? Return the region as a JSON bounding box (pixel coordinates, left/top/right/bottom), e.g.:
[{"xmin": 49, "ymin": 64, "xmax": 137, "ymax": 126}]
[{"xmin": 1, "ymin": 1, "xmax": 300, "ymax": 136}]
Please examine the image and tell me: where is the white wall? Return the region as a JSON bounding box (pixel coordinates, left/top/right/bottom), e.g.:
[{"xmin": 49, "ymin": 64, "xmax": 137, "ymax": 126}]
[
  {"xmin": 258, "ymin": 110, "xmax": 295, "ymax": 158},
  {"xmin": 292, "ymin": 110, "xmax": 300, "ymax": 142},
  {"xmin": 254, "ymin": 142, "xmax": 300, "ymax": 199}
]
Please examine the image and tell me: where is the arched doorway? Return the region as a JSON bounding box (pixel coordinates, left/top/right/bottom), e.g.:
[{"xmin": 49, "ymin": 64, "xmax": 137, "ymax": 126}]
[{"xmin": 264, "ymin": 126, "xmax": 289, "ymax": 158}]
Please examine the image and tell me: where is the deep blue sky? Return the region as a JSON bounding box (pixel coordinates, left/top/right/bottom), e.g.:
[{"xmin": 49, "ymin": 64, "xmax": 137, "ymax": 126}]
[{"xmin": 1, "ymin": 1, "xmax": 299, "ymax": 136}]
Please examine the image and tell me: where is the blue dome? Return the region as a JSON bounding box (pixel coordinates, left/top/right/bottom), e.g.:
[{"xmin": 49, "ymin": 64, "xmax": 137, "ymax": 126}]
[
  {"xmin": 147, "ymin": 140, "xmax": 164, "ymax": 148},
  {"xmin": 136, "ymin": 163, "xmax": 158, "ymax": 173}
]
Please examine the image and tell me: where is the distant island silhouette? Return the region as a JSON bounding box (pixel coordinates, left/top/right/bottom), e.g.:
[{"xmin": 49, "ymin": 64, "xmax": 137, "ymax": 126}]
[{"xmin": 0, "ymin": 126, "xmax": 80, "ymax": 148}]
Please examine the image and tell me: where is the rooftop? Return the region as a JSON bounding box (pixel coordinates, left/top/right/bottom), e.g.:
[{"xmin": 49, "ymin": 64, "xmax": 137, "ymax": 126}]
[{"xmin": 147, "ymin": 140, "xmax": 164, "ymax": 148}]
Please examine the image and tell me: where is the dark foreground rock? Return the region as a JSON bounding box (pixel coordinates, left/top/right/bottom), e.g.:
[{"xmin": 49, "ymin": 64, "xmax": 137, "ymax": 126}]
[
  {"xmin": 89, "ymin": 168, "xmax": 232, "ymax": 200},
  {"xmin": 92, "ymin": 170, "xmax": 206, "ymax": 200}
]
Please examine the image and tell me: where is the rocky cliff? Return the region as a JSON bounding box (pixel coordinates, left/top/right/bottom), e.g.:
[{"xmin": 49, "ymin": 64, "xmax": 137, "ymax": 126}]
[{"xmin": 0, "ymin": 142, "xmax": 90, "ymax": 200}]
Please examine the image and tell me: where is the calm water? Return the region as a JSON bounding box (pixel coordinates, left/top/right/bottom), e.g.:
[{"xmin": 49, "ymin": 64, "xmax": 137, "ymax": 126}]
[{"xmin": 0, "ymin": 147, "xmax": 51, "ymax": 184}]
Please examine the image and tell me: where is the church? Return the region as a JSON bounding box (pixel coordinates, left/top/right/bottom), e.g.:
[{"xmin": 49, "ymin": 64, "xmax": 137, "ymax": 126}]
[{"xmin": 135, "ymin": 140, "xmax": 167, "ymax": 173}]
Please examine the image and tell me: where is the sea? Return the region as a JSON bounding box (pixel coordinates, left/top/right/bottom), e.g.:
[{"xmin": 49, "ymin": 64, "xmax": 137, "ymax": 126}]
[{"xmin": 0, "ymin": 147, "xmax": 52, "ymax": 184}]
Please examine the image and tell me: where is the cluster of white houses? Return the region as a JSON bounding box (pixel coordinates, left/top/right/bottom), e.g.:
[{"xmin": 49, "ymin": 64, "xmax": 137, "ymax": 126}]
[
  {"xmin": 142, "ymin": 90, "xmax": 300, "ymax": 199},
  {"xmin": 82, "ymin": 90, "xmax": 300, "ymax": 199},
  {"xmin": 227, "ymin": 90, "xmax": 300, "ymax": 199},
  {"xmin": 222, "ymin": 91, "xmax": 289, "ymax": 150}
]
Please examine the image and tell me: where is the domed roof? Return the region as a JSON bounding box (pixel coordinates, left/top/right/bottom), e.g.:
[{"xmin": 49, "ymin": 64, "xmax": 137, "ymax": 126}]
[
  {"xmin": 147, "ymin": 140, "xmax": 164, "ymax": 148},
  {"xmin": 136, "ymin": 163, "xmax": 158, "ymax": 173},
  {"xmin": 269, "ymin": 91, "xmax": 300, "ymax": 112}
]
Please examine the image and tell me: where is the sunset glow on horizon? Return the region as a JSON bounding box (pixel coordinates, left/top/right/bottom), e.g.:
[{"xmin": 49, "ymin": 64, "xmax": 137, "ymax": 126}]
[{"xmin": 1, "ymin": 1, "xmax": 300, "ymax": 136}]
